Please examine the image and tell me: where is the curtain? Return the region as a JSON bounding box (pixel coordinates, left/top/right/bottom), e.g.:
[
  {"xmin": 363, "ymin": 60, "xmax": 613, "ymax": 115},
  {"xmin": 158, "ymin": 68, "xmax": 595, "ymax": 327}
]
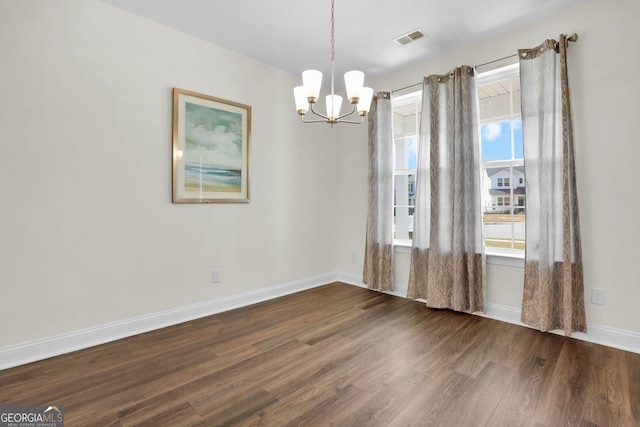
[
  {"xmin": 363, "ymin": 92, "xmax": 394, "ymax": 292},
  {"xmin": 519, "ymin": 34, "xmax": 586, "ymax": 335},
  {"xmin": 407, "ymin": 66, "xmax": 485, "ymax": 312}
]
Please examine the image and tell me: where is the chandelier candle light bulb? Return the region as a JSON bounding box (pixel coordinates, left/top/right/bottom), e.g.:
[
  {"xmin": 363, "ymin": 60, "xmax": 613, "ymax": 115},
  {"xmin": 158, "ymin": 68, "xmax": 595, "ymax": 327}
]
[
  {"xmin": 302, "ymin": 70, "xmax": 322, "ymax": 102},
  {"xmin": 326, "ymin": 94, "xmax": 343, "ymax": 121},
  {"xmin": 293, "ymin": 0, "xmax": 372, "ymax": 125},
  {"xmin": 357, "ymin": 87, "xmax": 374, "ymax": 115},
  {"xmin": 294, "ymin": 86, "xmax": 309, "ymax": 115},
  {"xmin": 344, "ymin": 70, "xmax": 364, "ymax": 103}
]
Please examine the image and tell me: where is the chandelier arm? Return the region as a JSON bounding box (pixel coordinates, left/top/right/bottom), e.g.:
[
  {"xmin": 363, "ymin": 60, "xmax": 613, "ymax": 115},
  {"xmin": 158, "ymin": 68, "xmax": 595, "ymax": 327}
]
[
  {"xmin": 335, "ymin": 103, "xmax": 358, "ymax": 120},
  {"xmin": 336, "ymin": 117, "xmax": 365, "ymax": 124},
  {"xmin": 308, "ymin": 102, "xmax": 330, "ymax": 120},
  {"xmin": 301, "ymin": 116, "xmax": 331, "ymax": 124}
]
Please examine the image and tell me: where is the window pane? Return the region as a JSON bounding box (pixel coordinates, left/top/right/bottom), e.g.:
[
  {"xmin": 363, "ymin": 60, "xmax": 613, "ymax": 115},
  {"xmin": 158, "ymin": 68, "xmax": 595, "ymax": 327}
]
[
  {"xmin": 483, "ymin": 210, "xmax": 526, "ymax": 250},
  {"xmin": 481, "ymin": 121, "xmax": 513, "ymax": 161},
  {"xmin": 478, "ymin": 65, "xmax": 525, "ymax": 251},
  {"xmin": 392, "ymin": 90, "xmax": 421, "ymax": 244},
  {"xmin": 395, "ymin": 136, "xmax": 417, "ymax": 170},
  {"xmin": 513, "ymin": 118, "xmax": 523, "ymax": 159},
  {"xmin": 393, "ymin": 174, "xmax": 414, "ymax": 240},
  {"xmin": 394, "ymin": 110, "xmax": 420, "ymax": 137}
]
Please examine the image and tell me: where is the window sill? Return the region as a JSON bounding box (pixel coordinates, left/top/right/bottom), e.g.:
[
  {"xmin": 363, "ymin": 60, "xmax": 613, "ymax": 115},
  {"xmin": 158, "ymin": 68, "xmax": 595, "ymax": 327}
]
[
  {"xmin": 393, "ymin": 242, "xmax": 524, "ymax": 268},
  {"xmin": 486, "ymin": 249, "xmax": 524, "ymax": 268},
  {"xmin": 393, "ymin": 242, "xmax": 412, "ymax": 254}
]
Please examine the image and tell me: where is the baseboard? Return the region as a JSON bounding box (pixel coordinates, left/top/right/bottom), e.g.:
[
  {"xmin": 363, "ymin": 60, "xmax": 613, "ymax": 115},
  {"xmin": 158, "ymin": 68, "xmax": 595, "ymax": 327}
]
[
  {"xmin": 0, "ymin": 273, "xmax": 338, "ymax": 371},
  {"xmin": 484, "ymin": 302, "xmax": 640, "ymax": 354},
  {"xmin": 337, "ymin": 271, "xmax": 409, "ymax": 299},
  {"xmin": 2, "ymin": 271, "xmax": 638, "ymax": 371},
  {"xmin": 484, "ymin": 302, "xmax": 524, "ymax": 326},
  {"xmin": 339, "ymin": 272, "xmax": 640, "ymax": 355},
  {"xmin": 571, "ymin": 324, "xmax": 640, "ymax": 354}
]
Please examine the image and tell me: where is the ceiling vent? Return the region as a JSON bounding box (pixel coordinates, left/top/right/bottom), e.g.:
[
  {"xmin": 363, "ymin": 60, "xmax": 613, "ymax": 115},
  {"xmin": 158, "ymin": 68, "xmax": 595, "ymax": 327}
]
[{"xmin": 393, "ymin": 29, "xmax": 426, "ymax": 46}]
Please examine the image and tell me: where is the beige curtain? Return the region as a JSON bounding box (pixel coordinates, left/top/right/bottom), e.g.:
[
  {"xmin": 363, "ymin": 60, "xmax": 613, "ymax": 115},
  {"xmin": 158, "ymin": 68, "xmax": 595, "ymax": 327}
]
[
  {"xmin": 363, "ymin": 92, "xmax": 394, "ymax": 292},
  {"xmin": 407, "ymin": 67, "xmax": 485, "ymax": 312},
  {"xmin": 519, "ymin": 34, "xmax": 586, "ymax": 335}
]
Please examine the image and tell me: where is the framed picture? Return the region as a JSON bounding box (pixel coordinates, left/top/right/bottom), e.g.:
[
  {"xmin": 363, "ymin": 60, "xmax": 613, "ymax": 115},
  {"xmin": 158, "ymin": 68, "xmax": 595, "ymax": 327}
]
[{"xmin": 172, "ymin": 88, "xmax": 251, "ymax": 203}]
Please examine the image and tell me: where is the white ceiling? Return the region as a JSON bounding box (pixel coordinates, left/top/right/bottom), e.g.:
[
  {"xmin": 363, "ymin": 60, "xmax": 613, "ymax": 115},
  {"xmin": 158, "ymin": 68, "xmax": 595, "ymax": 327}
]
[{"xmin": 99, "ymin": 0, "xmax": 588, "ymax": 87}]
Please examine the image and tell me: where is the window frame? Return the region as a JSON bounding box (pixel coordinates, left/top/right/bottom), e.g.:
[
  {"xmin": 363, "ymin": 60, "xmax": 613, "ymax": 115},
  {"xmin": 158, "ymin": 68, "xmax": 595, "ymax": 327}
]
[
  {"xmin": 478, "ymin": 62, "xmax": 525, "ymax": 257},
  {"xmin": 392, "ymin": 90, "xmax": 422, "ymax": 247},
  {"xmin": 390, "ymin": 63, "xmax": 525, "ymax": 261}
]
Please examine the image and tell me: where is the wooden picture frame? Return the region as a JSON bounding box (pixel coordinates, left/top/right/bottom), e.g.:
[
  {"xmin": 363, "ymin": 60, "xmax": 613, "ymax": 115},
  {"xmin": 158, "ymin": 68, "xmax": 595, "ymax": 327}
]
[{"xmin": 172, "ymin": 88, "xmax": 251, "ymax": 203}]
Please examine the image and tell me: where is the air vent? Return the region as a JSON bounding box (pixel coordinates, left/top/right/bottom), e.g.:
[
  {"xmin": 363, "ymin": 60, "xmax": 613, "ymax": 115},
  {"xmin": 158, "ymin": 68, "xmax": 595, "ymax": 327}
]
[{"xmin": 393, "ymin": 29, "xmax": 426, "ymax": 46}]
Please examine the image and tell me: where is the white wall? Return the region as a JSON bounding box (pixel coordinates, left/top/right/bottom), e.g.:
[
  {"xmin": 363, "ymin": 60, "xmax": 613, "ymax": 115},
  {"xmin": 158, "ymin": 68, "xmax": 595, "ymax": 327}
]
[
  {"xmin": 0, "ymin": 0, "xmax": 339, "ymax": 348},
  {"xmin": 2, "ymin": 0, "xmax": 639, "ymax": 358},
  {"xmin": 339, "ymin": 0, "xmax": 640, "ymax": 335}
]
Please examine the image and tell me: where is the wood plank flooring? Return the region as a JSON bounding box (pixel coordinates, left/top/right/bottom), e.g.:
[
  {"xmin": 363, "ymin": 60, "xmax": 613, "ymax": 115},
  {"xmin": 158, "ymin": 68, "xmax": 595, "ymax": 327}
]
[{"xmin": 1, "ymin": 282, "xmax": 639, "ymax": 426}]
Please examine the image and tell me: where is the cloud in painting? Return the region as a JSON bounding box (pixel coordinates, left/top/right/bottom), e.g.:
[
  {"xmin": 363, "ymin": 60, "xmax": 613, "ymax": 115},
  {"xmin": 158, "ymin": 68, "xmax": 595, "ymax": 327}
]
[{"xmin": 184, "ymin": 102, "xmax": 243, "ymax": 170}]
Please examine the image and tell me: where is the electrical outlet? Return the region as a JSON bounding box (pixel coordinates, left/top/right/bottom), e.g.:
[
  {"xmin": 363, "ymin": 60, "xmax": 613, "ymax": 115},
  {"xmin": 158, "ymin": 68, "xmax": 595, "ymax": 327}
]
[
  {"xmin": 351, "ymin": 254, "xmax": 357, "ymax": 263},
  {"xmin": 591, "ymin": 288, "xmax": 605, "ymax": 305},
  {"xmin": 211, "ymin": 270, "xmax": 221, "ymax": 283}
]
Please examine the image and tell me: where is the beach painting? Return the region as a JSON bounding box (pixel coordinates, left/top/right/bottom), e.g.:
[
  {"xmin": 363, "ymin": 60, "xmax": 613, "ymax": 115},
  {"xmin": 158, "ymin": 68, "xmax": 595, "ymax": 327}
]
[{"xmin": 172, "ymin": 88, "xmax": 251, "ymax": 203}]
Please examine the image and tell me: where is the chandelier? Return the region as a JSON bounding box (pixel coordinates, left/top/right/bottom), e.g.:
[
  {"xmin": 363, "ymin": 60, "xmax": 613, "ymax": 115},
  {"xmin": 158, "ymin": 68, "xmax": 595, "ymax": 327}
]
[{"xmin": 293, "ymin": 0, "xmax": 373, "ymax": 125}]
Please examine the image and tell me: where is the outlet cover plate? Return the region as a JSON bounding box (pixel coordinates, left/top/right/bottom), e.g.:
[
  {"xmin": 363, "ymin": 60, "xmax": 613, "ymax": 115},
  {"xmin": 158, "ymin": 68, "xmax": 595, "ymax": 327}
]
[
  {"xmin": 591, "ymin": 288, "xmax": 605, "ymax": 305},
  {"xmin": 212, "ymin": 270, "xmax": 221, "ymax": 283}
]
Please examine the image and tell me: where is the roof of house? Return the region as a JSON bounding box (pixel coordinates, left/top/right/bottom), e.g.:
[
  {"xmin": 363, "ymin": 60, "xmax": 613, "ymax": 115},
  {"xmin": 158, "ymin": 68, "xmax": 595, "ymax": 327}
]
[
  {"xmin": 489, "ymin": 187, "xmax": 526, "ymax": 196},
  {"xmin": 486, "ymin": 166, "xmax": 525, "ymax": 177}
]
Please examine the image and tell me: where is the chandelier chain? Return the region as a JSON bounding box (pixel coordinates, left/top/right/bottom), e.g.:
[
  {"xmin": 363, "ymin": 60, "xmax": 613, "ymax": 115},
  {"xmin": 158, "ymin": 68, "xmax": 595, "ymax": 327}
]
[{"xmin": 330, "ymin": 0, "xmax": 335, "ymax": 62}]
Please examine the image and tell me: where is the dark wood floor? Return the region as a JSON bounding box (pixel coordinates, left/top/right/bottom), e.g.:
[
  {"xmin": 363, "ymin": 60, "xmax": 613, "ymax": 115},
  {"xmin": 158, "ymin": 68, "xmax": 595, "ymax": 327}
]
[{"xmin": 1, "ymin": 282, "xmax": 639, "ymax": 426}]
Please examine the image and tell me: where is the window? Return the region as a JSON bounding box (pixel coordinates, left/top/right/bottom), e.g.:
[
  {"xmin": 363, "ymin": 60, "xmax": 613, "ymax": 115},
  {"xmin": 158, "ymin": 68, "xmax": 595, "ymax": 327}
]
[
  {"xmin": 391, "ymin": 63, "xmax": 525, "ymax": 254},
  {"xmin": 392, "ymin": 91, "xmax": 421, "ymax": 246},
  {"xmin": 497, "ymin": 177, "xmax": 510, "ymax": 187},
  {"xmin": 497, "ymin": 196, "xmax": 511, "ymax": 207},
  {"xmin": 478, "ymin": 63, "xmax": 525, "ymax": 252}
]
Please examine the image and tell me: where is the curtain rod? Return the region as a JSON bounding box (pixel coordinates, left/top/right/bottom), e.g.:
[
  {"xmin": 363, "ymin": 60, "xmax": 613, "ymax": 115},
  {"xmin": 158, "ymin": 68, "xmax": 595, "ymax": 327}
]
[
  {"xmin": 392, "ymin": 33, "xmax": 578, "ymax": 94},
  {"xmin": 391, "ymin": 53, "xmax": 517, "ymax": 94}
]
